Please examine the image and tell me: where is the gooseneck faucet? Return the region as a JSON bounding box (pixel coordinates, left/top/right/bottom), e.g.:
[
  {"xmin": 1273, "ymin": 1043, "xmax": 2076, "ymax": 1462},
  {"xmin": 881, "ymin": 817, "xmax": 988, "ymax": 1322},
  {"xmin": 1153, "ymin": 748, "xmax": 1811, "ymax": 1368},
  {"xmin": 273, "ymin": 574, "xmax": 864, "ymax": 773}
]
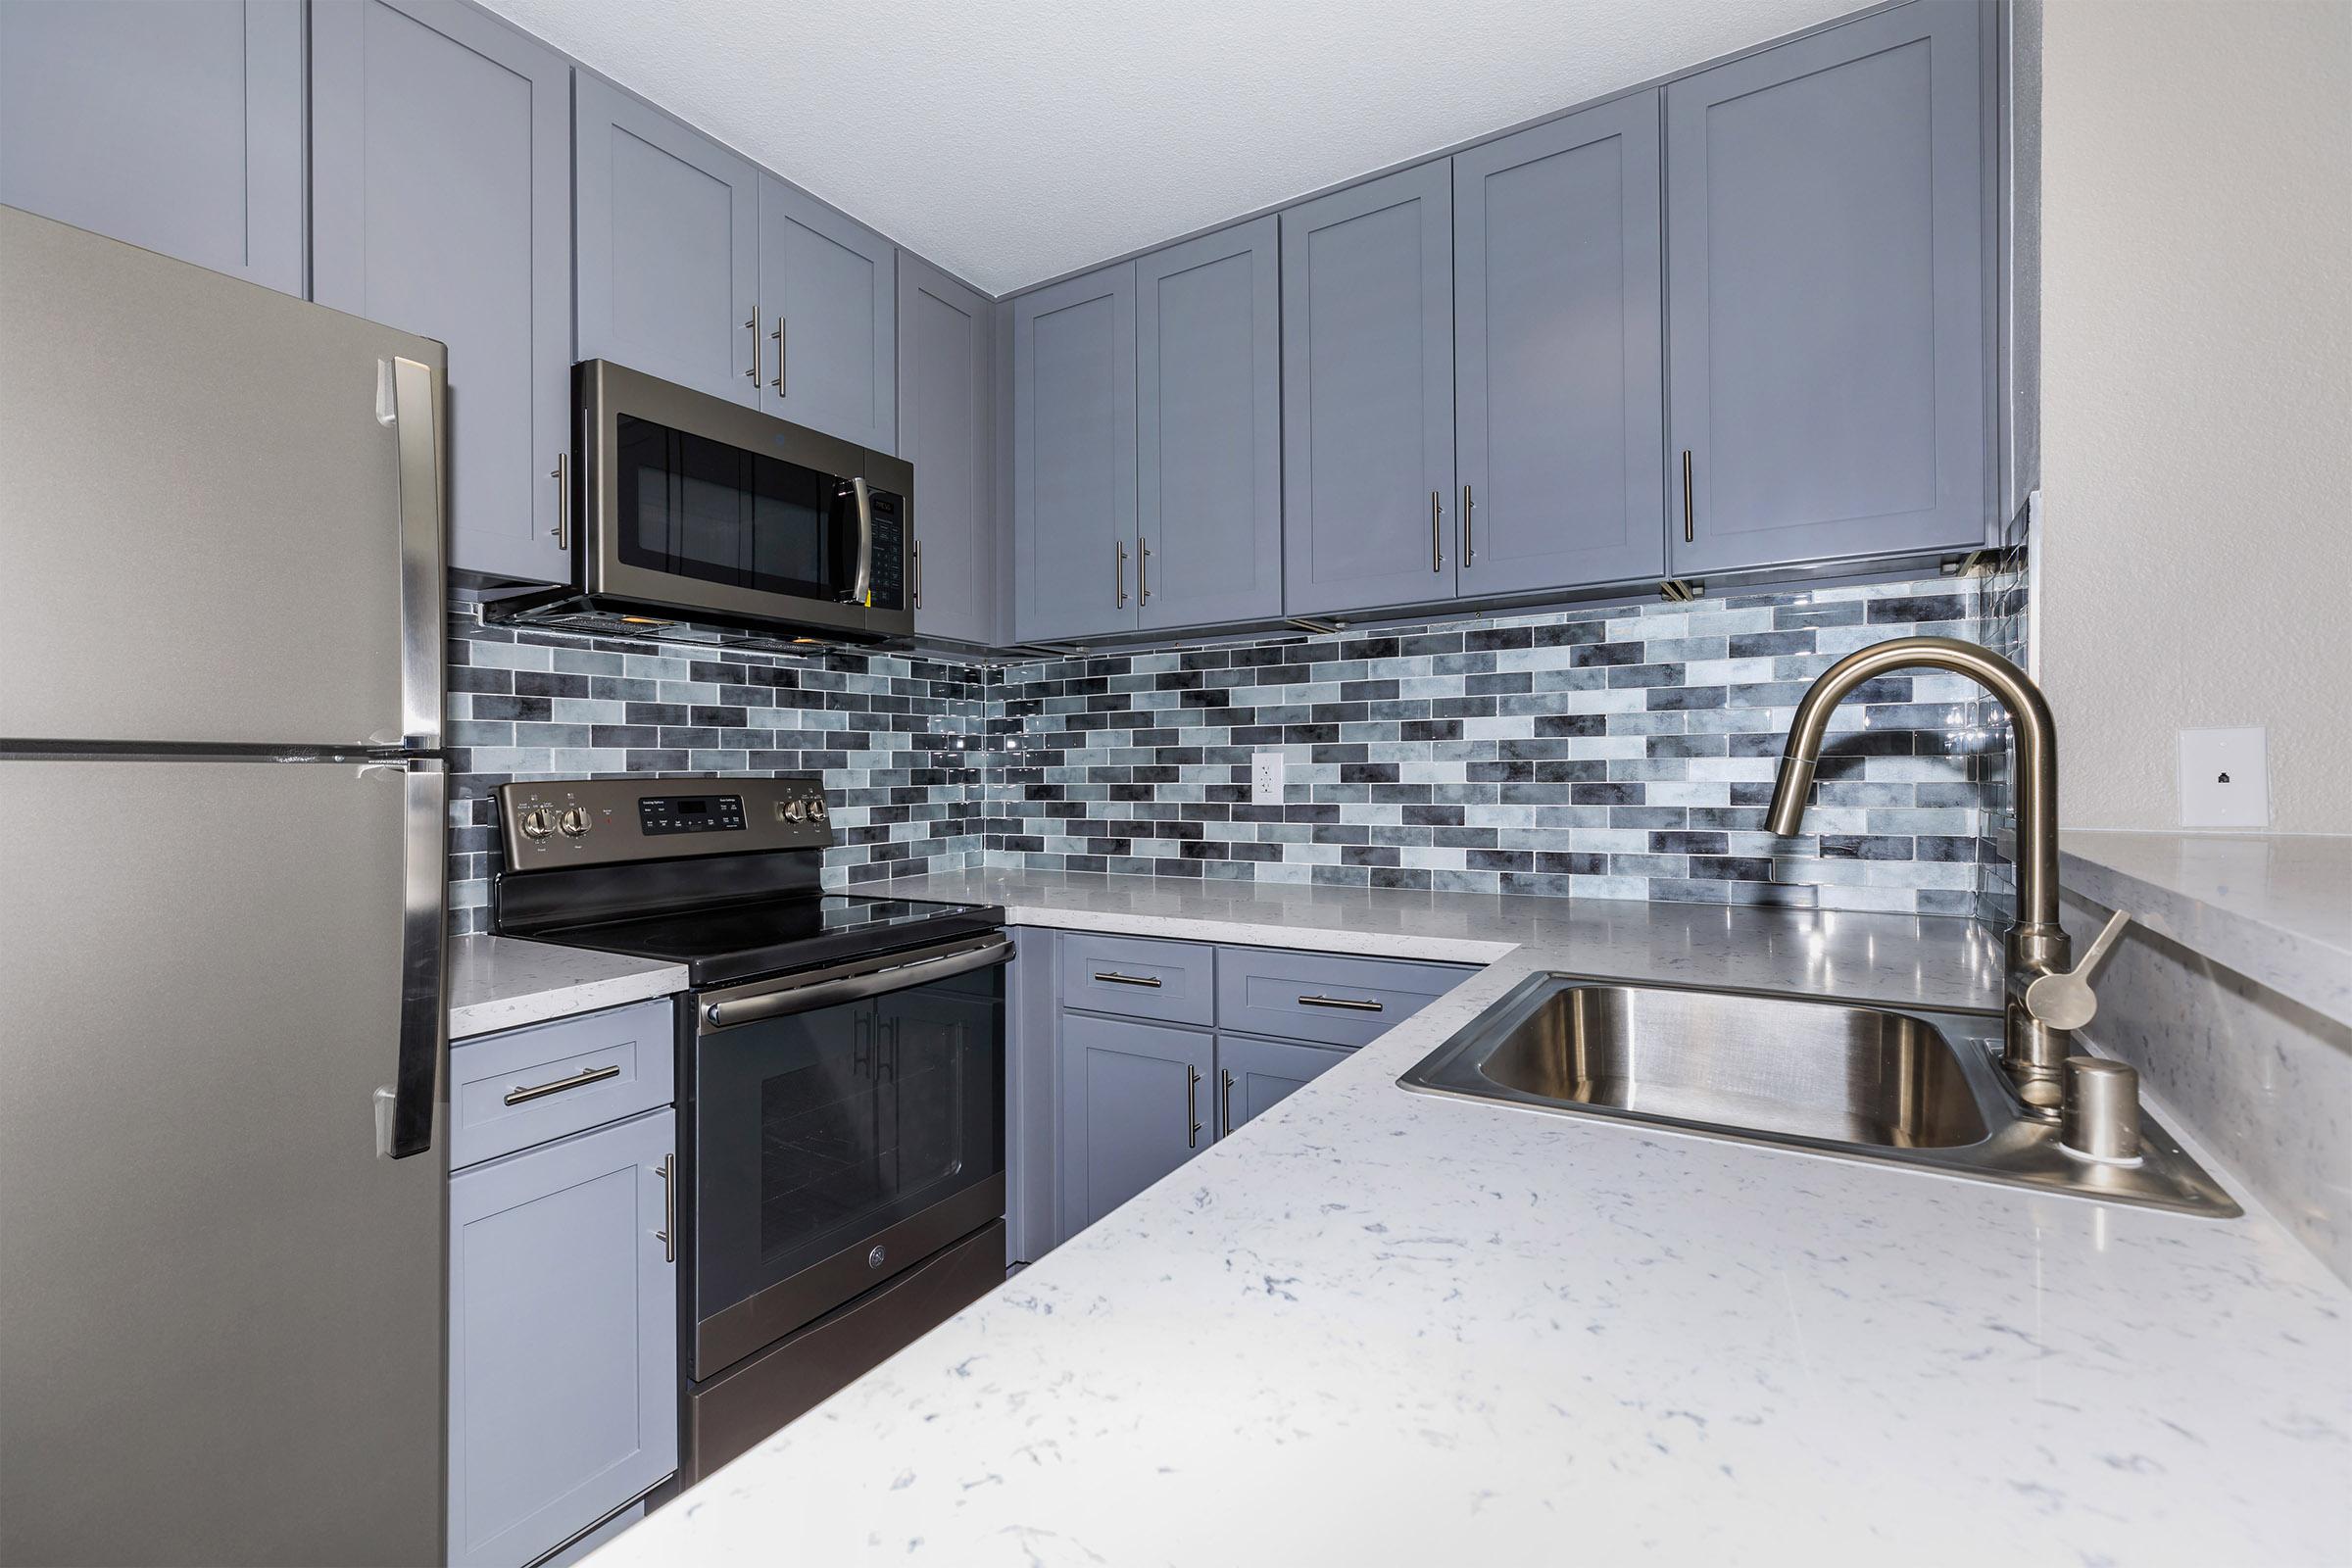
[{"xmin": 1765, "ymin": 635, "xmax": 2083, "ymax": 1112}]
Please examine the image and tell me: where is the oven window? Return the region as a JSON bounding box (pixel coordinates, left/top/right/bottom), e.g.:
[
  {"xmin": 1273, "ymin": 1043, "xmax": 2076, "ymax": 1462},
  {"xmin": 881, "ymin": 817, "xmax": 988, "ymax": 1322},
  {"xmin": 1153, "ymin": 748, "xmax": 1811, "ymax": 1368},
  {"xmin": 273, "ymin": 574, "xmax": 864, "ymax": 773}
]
[
  {"xmin": 613, "ymin": 414, "xmax": 858, "ymax": 600},
  {"xmin": 696, "ymin": 962, "xmax": 1004, "ymax": 1326}
]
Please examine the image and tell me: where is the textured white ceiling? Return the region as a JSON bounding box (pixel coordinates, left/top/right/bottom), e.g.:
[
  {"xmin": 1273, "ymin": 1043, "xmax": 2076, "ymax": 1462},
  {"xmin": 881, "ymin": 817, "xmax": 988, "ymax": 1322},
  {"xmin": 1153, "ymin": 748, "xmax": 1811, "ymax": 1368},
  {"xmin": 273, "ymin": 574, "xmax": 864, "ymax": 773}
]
[{"xmin": 478, "ymin": 0, "xmax": 1864, "ymax": 296}]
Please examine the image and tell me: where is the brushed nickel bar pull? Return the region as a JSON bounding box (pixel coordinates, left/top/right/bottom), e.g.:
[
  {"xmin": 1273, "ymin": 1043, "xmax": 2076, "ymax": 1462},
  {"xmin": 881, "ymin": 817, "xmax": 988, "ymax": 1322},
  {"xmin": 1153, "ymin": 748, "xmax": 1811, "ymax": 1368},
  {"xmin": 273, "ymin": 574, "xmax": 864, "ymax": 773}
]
[
  {"xmin": 551, "ymin": 452, "xmax": 568, "ymax": 548},
  {"xmin": 1298, "ymin": 994, "xmax": 1383, "ymax": 1012},
  {"xmin": 504, "ymin": 1063, "xmax": 620, "ymax": 1105},
  {"xmin": 911, "ymin": 538, "xmax": 923, "ymax": 609},
  {"xmin": 1461, "ymin": 482, "xmax": 1475, "ymax": 566},
  {"xmin": 745, "ymin": 314, "xmax": 759, "ymax": 379},
  {"xmin": 1093, "ymin": 970, "xmax": 1162, "ymax": 988},
  {"xmin": 1681, "ymin": 450, "xmax": 1694, "ymax": 543},
  {"xmin": 1187, "ymin": 1064, "xmax": 1202, "ymax": 1150},
  {"xmin": 771, "ymin": 316, "xmax": 787, "ymax": 395},
  {"xmin": 1115, "ymin": 539, "xmax": 1128, "ymax": 608},
  {"xmin": 1430, "ymin": 490, "xmax": 1444, "ymax": 571},
  {"xmin": 655, "ymin": 1152, "xmax": 676, "ymax": 1263},
  {"xmin": 1138, "ymin": 536, "xmax": 1152, "ymax": 606},
  {"xmin": 1221, "ymin": 1068, "xmax": 1236, "ymax": 1138}
]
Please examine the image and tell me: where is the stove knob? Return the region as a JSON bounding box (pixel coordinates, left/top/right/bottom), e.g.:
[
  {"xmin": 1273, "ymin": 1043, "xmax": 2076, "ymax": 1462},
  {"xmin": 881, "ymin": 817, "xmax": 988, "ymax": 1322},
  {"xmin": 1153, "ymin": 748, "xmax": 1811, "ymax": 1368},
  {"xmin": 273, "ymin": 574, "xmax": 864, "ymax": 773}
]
[
  {"xmin": 518, "ymin": 807, "xmax": 555, "ymax": 841},
  {"xmin": 808, "ymin": 798, "xmax": 827, "ymax": 822},
  {"xmin": 559, "ymin": 807, "xmax": 591, "ymax": 839},
  {"xmin": 782, "ymin": 799, "xmax": 805, "ymax": 823}
]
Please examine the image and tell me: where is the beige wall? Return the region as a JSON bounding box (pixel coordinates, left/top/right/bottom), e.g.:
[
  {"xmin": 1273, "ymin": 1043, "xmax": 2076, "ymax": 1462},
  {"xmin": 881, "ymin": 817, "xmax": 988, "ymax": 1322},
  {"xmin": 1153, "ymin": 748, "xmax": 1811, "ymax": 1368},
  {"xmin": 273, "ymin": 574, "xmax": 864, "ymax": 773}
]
[{"xmin": 2039, "ymin": 0, "xmax": 2351, "ymax": 832}]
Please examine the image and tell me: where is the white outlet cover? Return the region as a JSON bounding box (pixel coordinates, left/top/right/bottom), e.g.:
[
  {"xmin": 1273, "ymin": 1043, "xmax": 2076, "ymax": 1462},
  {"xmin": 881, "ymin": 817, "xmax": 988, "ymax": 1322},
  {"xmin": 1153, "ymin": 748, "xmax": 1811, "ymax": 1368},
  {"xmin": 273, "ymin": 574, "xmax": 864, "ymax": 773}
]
[
  {"xmin": 2178, "ymin": 727, "xmax": 2270, "ymax": 829},
  {"xmin": 1251, "ymin": 751, "xmax": 1285, "ymax": 807}
]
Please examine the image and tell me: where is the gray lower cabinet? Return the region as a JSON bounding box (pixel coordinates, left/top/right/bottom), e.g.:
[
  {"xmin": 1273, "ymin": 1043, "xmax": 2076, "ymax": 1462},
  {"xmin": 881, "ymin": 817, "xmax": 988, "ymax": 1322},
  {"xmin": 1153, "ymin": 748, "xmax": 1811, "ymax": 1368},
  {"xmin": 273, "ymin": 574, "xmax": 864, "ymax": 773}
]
[
  {"xmin": 1215, "ymin": 1034, "xmax": 1349, "ymax": 1136},
  {"xmin": 311, "ymin": 0, "xmax": 574, "ymax": 587},
  {"xmin": 756, "ymin": 175, "xmax": 896, "ymax": 451},
  {"xmin": 1012, "ymin": 262, "xmax": 1138, "ymax": 643},
  {"xmin": 574, "ymin": 74, "xmax": 760, "ymax": 406},
  {"xmin": 897, "ymin": 253, "xmax": 996, "ymax": 645},
  {"xmin": 448, "ymin": 1106, "xmax": 675, "ymax": 1568},
  {"xmin": 1453, "ymin": 92, "xmax": 1665, "ymax": 596},
  {"xmin": 1665, "ymin": 0, "xmax": 1989, "ymax": 575},
  {"xmin": 1058, "ymin": 1011, "xmax": 1208, "ymax": 1238},
  {"xmin": 0, "ymin": 0, "xmax": 303, "ymax": 294},
  {"xmin": 1135, "ymin": 218, "xmax": 1283, "ymax": 629},
  {"xmin": 1280, "ymin": 161, "xmax": 1456, "ymax": 615}
]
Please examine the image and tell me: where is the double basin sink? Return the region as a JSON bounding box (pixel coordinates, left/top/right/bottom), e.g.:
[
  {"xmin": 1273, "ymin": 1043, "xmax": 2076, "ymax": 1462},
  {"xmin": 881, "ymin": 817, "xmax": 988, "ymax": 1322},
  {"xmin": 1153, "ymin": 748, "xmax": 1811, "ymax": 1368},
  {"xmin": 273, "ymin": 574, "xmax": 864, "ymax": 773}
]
[{"xmin": 1398, "ymin": 976, "xmax": 2236, "ymax": 1216}]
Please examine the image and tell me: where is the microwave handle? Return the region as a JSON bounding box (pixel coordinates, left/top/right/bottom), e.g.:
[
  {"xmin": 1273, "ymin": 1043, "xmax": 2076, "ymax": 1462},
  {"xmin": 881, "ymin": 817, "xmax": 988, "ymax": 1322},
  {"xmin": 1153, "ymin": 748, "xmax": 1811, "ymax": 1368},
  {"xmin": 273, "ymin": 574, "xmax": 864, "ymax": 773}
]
[{"xmin": 850, "ymin": 476, "xmax": 874, "ymax": 608}]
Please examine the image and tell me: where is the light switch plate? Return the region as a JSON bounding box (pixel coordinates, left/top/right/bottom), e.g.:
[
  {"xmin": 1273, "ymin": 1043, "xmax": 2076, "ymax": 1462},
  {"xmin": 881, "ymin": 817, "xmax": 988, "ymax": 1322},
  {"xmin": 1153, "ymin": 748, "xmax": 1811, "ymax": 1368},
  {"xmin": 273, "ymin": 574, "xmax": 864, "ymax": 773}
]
[
  {"xmin": 2178, "ymin": 727, "xmax": 2270, "ymax": 828},
  {"xmin": 1250, "ymin": 751, "xmax": 1285, "ymax": 806}
]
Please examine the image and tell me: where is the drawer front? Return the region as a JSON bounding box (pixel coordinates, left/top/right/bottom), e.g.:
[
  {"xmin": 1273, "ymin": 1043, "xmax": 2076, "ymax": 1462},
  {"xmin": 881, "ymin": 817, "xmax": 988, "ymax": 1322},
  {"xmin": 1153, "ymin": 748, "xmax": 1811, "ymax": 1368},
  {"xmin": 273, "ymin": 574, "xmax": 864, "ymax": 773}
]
[
  {"xmin": 449, "ymin": 1000, "xmax": 675, "ymax": 1169},
  {"xmin": 1214, "ymin": 947, "xmax": 1472, "ymax": 1049},
  {"xmin": 1059, "ymin": 933, "xmax": 1215, "ymax": 1026}
]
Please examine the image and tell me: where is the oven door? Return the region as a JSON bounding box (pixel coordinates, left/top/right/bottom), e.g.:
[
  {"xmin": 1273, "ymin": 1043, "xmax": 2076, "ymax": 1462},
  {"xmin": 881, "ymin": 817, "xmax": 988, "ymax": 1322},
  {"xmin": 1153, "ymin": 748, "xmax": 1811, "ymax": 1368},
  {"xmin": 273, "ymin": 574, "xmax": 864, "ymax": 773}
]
[
  {"xmin": 690, "ymin": 932, "xmax": 1008, "ymax": 1379},
  {"xmin": 577, "ymin": 359, "xmax": 912, "ymax": 637}
]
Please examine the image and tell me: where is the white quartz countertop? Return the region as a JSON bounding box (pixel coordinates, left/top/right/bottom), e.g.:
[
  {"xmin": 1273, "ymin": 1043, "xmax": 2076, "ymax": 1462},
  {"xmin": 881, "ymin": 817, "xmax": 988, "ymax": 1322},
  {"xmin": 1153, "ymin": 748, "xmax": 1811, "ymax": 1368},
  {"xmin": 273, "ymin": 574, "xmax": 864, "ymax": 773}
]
[
  {"xmin": 2056, "ymin": 829, "xmax": 2352, "ymax": 1026},
  {"xmin": 586, "ymin": 870, "xmax": 2352, "ymax": 1567},
  {"xmin": 445, "ymin": 934, "xmax": 688, "ymax": 1040}
]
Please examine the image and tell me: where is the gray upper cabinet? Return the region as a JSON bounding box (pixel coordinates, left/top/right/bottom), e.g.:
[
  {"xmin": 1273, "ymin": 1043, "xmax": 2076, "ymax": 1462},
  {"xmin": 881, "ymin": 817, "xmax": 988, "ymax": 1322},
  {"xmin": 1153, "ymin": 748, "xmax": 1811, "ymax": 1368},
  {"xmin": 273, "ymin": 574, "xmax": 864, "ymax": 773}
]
[
  {"xmin": 757, "ymin": 176, "xmax": 896, "ymax": 451},
  {"xmin": 448, "ymin": 1108, "xmax": 676, "ymax": 1568},
  {"xmin": 575, "ymin": 75, "xmax": 759, "ymax": 406},
  {"xmin": 1058, "ymin": 1011, "xmax": 1206, "ymax": 1240},
  {"xmin": 898, "ymin": 254, "xmax": 996, "ymax": 646},
  {"xmin": 311, "ymin": 0, "xmax": 574, "ymax": 586},
  {"xmin": 1135, "ymin": 218, "xmax": 1283, "ymax": 629},
  {"xmin": 1280, "ymin": 162, "xmax": 1455, "ymax": 615},
  {"xmin": 1012, "ymin": 262, "xmax": 1137, "ymax": 644},
  {"xmin": 1454, "ymin": 93, "xmax": 1666, "ymax": 595},
  {"xmin": 1665, "ymin": 0, "xmax": 1989, "ymax": 575},
  {"xmin": 0, "ymin": 0, "xmax": 303, "ymax": 294}
]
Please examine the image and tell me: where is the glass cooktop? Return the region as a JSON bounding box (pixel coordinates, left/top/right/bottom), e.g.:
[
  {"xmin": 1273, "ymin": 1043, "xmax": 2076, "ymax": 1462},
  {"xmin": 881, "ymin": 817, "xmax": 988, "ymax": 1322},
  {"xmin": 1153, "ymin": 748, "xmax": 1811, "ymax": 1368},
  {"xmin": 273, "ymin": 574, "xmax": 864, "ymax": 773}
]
[{"xmin": 528, "ymin": 894, "xmax": 1001, "ymax": 988}]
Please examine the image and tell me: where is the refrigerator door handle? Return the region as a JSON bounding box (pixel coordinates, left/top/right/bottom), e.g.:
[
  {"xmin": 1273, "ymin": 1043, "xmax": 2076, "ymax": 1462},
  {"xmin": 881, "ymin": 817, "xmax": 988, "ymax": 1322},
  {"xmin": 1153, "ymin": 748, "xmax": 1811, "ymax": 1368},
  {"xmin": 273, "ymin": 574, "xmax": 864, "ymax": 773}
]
[
  {"xmin": 381, "ymin": 757, "xmax": 446, "ymax": 1158},
  {"xmin": 380, "ymin": 356, "xmax": 445, "ymax": 751}
]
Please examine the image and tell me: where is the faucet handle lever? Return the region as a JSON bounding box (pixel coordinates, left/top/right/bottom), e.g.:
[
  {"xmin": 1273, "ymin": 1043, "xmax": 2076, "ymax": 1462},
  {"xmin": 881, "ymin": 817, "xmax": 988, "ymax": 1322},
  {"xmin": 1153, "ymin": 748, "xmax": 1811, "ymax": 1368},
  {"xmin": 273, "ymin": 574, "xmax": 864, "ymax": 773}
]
[{"xmin": 2024, "ymin": 907, "xmax": 2132, "ymax": 1032}]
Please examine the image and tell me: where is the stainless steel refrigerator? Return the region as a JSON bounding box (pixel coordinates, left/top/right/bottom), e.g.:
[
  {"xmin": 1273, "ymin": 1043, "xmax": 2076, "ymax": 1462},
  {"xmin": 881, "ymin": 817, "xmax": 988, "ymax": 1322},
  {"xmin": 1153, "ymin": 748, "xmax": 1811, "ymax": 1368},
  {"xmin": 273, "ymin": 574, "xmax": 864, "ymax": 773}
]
[{"xmin": 0, "ymin": 206, "xmax": 450, "ymax": 1566}]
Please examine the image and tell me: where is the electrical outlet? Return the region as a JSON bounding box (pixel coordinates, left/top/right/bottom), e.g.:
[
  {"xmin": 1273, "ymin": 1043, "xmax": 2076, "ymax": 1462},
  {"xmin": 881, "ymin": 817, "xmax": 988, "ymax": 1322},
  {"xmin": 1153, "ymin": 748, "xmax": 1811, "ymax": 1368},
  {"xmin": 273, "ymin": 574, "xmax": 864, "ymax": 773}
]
[
  {"xmin": 1250, "ymin": 751, "xmax": 1285, "ymax": 806},
  {"xmin": 2178, "ymin": 727, "xmax": 2270, "ymax": 829}
]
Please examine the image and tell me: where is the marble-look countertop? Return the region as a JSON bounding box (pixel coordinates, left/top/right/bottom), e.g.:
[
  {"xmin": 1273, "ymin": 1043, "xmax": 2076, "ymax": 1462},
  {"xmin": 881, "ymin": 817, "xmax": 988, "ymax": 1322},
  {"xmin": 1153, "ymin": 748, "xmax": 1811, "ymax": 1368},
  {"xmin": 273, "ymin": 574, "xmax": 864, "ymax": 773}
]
[
  {"xmin": 445, "ymin": 934, "xmax": 688, "ymax": 1040},
  {"xmin": 592, "ymin": 872, "xmax": 2352, "ymax": 1567},
  {"xmin": 2057, "ymin": 829, "xmax": 2352, "ymax": 1026}
]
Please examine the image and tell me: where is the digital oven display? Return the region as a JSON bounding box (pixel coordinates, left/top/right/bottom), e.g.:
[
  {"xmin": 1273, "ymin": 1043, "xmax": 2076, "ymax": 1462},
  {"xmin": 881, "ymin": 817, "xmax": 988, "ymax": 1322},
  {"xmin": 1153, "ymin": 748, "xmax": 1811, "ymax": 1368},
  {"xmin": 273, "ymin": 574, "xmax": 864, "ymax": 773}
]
[{"xmin": 638, "ymin": 795, "xmax": 746, "ymax": 836}]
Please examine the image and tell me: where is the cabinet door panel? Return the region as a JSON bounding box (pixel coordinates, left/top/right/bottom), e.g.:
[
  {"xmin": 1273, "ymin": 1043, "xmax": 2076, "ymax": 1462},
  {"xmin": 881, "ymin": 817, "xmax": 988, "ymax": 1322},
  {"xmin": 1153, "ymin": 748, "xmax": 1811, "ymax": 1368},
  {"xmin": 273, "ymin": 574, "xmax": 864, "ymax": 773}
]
[
  {"xmin": 1455, "ymin": 93, "xmax": 1665, "ymax": 595},
  {"xmin": 1136, "ymin": 218, "xmax": 1283, "ymax": 628},
  {"xmin": 899, "ymin": 254, "xmax": 995, "ymax": 645},
  {"xmin": 1012, "ymin": 263, "xmax": 1137, "ymax": 643},
  {"xmin": 575, "ymin": 75, "xmax": 759, "ymax": 405},
  {"xmin": 0, "ymin": 0, "xmax": 302, "ymax": 293},
  {"xmin": 1666, "ymin": 1, "xmax": 1988, "ymax": 573},
  {"xmin": 1057, "ymin": 1013, "xmax": 1205, "ymax": 1239},
  {"xmin": 449, "ymin": 1109, "xmax": 676, "ymax": 1568},
  {"xmin": 312, "ymin": 0, "xmax": 573, "ymax": 585},
  {"xmin": 759, "ymin": 176, "xmax": 896, "ymax": 450},
  {"xmin": 1215, "ymin": 1035, "xmax": 1349, "ymax": 1136},
  {"xmin": 1280, "ymin": 163, "xmax": 1454, "ymax": 614}
]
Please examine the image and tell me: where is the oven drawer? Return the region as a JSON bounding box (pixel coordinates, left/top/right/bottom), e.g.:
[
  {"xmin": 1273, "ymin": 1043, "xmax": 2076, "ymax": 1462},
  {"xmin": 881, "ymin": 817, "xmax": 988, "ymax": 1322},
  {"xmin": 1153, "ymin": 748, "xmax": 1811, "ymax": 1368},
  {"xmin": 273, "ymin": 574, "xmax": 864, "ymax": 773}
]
[
  {"xmin": 450, "ymin": 1001, "xmax": 674, "ymax": 1169},
  {"xmin": 1213, "ymin": 947, "xmax": 1472, "ymax": 1049},
  {"xmin": 1059, "ymin": 933, "xmax": 1215, "ymax": 1025},
  {"xmin": 688, "ymin": 1219, "xmax": 1004, "ymax": 1485}
]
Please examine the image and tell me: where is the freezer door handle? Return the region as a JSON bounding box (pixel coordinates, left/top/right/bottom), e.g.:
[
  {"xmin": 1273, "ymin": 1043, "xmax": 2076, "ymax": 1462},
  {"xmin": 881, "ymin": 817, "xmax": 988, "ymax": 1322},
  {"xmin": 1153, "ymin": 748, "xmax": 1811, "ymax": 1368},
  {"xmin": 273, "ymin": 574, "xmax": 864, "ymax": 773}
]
[
  {"xmin": 383, "ymin": 758, "xmax": 447, "ymax": 1158},
  {"xmin": 380, "ymin": 356, "xmax": 445, "ymax": 750}
]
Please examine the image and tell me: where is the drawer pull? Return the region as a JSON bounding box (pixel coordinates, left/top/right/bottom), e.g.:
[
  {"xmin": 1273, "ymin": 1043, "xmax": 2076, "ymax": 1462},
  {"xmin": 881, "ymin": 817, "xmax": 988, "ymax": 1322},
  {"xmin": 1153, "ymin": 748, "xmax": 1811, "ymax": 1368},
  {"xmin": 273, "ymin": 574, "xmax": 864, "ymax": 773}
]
[
  {"xmin": 1297, "ymin": 994, "xmax": 1383, "ymax": 1012},
  {"xmin": 1094, "ymin": 970, "xmax": 1163, "ymax": 988},
  {"xmin": 503, "ymin": 1063, "xmax": 620, "ymax": 1105}
]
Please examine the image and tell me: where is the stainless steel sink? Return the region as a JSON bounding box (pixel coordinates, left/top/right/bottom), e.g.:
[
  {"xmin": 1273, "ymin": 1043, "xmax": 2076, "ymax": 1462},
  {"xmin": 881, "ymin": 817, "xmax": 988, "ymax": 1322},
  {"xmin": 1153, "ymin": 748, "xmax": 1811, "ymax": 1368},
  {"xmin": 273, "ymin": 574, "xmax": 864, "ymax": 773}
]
[{"xmin": 1399, "ymin": 976, "xmax": 2240, "ymax": 1217}]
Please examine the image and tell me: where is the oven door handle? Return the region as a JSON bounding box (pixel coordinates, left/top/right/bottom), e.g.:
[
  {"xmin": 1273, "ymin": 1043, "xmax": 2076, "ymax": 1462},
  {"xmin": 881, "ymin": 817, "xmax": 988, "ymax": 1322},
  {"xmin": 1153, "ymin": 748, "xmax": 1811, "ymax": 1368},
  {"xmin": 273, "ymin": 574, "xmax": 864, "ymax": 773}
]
[{"xmin": 702, "ymin": 933, "xmax": 1013, "ymax": 1031}]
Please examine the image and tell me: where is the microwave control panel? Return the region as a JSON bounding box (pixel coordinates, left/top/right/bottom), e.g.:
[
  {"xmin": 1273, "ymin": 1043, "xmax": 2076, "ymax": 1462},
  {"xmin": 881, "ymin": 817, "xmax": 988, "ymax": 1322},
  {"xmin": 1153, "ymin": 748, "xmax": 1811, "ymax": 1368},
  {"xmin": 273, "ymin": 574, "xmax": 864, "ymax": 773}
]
[
  {"xmin": 498, "ymin": 776, "xmax": 832, "ymax": 867},
  {"xmin": 864, "ymin": 488, "xmax": 906, "ymax": 612}
]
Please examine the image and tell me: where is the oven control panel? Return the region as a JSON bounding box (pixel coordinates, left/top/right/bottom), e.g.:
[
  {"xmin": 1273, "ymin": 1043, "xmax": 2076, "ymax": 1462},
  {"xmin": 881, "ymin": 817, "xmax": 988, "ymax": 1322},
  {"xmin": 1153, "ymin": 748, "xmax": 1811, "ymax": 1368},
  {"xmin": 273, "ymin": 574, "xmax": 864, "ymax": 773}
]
[{"xmin": 498, "ymin": 776, "xmax": 832, "ymax": 867}]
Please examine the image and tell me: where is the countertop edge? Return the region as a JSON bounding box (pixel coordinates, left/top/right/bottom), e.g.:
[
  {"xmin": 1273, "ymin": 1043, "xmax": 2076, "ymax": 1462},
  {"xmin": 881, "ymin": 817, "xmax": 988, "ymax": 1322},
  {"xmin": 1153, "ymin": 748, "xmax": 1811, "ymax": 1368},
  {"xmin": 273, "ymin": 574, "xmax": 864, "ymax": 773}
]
[{"xmin": 445, "ymin": 934, "xmax": 690, "ymax": 1041}]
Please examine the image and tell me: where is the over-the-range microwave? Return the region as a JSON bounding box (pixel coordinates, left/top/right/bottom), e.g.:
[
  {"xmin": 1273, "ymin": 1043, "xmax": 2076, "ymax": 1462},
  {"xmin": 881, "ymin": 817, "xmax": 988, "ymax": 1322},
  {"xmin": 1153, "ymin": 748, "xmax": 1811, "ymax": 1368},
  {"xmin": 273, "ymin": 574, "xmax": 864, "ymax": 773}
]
[{"xmin": 553, "ymin": 359, "xmax": 913, "ymax": 643}]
